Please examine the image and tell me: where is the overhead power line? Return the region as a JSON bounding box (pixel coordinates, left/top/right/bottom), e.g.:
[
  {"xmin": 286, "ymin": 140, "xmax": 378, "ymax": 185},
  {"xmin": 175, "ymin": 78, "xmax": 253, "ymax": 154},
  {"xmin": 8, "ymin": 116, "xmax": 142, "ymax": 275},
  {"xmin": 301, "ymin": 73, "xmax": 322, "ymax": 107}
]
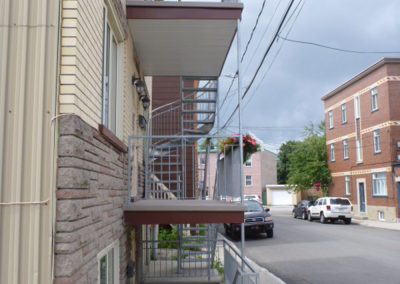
[
  {"xmin": 241, "ymin": 0, "xmax": 267, "ymax": 62},
  {"xmin": 241, "ymin": 0, "xmax": 296, "ymax": 101},
  {"xmin": 277, "ymin": 35, "xmax": 400, "ymax": 54},
  {"xmin": 221, "ymin": 0, "xmax": 296, "ymax": 130}
]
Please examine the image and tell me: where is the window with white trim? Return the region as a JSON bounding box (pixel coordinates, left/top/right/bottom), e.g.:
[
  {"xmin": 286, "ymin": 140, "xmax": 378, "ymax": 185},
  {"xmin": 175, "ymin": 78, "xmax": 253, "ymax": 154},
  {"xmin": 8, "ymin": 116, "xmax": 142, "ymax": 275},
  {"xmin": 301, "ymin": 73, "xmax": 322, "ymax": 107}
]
[
  {"xmin": 98, "ymin": 240, "xmax": 119, "ymax": 284},
  {"xmin": 102, "ymin": 6, "xmax": 121, "ymax": 137},
  {"xmin": 245, "ymin": 175, "xmax": 252, "ymax": 186},
  {"xmin": 330, "ymin": 144, "xmax": 335, "ymax": 162},
  {"xmin": 356, "ymin": 139, "xmax": 363, "ymax": 162},
  {"xmin": 372, "ymin": 172, "xmax": 387, "ymax": 196},
  {"xmin": 341, "ymin": 103, "xmax": 347, "ymax": 124},
  {"xmin": 371, "ymin": 88, "xmax": 378, "ymax": 111},
  {"xmin": 343, "ymin": 139, "xmax": 349, "ymax": 160},
  {"xmin": 373, "ymin": 129, "xmax": 381, "ymax": 153},
  {"xmin": 245, "ymin": 157, "xmax": 252, "ymax": 167},
  {"xmin": 345, "ymin": 176, "xmax": 351, "ymax": 195},
  {"xmin": 378, "ymin": 211, "xmax": 385, "ymax": 221},
  {"xmin": 328, "ymin": 111, "xmax": 334, "ymax": 129},
  {"xmin": 354, "ymin": 96, "xmax": 361, "ymax": 119}
]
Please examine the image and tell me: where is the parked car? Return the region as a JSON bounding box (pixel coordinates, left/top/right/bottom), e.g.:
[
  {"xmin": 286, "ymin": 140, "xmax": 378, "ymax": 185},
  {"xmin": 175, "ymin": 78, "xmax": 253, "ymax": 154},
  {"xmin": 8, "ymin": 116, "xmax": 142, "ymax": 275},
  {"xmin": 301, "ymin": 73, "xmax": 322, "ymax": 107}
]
[
  {"xmin": 244, "ymin": 194, "xmax": 262, "ymax": 204},
  {"xmin": 224, "ymin": 200, "xmax": 274, "ymax": 239},
  {"xmin": 308, "ymin": 197, "xmax": 353, "ymax": 224},
  {"xmin": 292, "ymin": 200, "xmax": 315, "ymax": 220}
]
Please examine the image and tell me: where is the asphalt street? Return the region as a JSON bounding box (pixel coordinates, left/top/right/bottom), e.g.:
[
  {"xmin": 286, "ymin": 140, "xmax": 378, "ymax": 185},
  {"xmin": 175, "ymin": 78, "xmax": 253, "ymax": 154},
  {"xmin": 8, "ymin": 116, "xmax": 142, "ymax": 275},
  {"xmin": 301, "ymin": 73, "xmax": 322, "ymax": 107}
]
[{"xmin": 228, "ymin": 207, "xmax": 400, "ymax": 284}]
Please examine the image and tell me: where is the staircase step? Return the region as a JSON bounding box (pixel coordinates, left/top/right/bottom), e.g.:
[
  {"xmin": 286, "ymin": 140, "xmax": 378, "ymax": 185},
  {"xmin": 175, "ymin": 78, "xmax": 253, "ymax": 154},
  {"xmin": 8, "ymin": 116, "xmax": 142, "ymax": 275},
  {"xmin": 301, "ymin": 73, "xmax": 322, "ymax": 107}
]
[
  {"xmin": 182, "ymin": 99, "xmax": 217, "ymax": 104},
  {"xmin": 183, "ymin": 120, "xmax": 215, "ymax": 124},
  {"xmin": 183, "ymin": 129, "xmax": 207, "ymax": 134},
  {"xmin": 182, "ymin": 110, "xmax": 215, "ymax": 114},
  {"xmin": 181, "ymin": 243, "xmax": 208, "ymax": 248},
  {"xmin": 153, "ymin": 180, "xmax": 182, "ymax": 183},
  {"xmin": 153, "ymin": 162, "xmax": 182, "ymax": 165},
  {"xmin": 153, "ymin": 171, "xmax": 182, "ymax": 174}
]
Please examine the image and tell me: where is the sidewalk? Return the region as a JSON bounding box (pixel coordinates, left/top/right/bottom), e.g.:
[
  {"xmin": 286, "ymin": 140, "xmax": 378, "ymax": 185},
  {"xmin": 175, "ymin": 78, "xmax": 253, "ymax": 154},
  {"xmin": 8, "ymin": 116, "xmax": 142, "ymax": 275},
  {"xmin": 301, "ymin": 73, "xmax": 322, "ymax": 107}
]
[{"xmin": 352, "ymin": 218, "xmax": 400, "ymax": 231}]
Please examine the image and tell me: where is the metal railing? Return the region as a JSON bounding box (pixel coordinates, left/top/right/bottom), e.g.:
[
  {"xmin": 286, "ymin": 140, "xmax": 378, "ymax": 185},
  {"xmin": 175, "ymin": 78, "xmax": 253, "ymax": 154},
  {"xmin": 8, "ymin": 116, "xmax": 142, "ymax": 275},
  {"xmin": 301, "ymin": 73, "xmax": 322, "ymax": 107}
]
[
  {"xmin": 223, "ymin": 239, "xmax": 259, "ymax": 284},
  {"xmin": 140, "ymin": 236, "xmax": 258, "ymax": 283}
]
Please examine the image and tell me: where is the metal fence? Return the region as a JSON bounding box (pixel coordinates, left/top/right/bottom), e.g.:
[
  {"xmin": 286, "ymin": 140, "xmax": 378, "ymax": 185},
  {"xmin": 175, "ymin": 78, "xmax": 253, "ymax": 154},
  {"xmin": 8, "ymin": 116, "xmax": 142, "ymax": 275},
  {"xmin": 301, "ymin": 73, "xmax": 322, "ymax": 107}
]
[{"xmin": 140, "ymin": 235, "xmax": 259, "ymax": 283}]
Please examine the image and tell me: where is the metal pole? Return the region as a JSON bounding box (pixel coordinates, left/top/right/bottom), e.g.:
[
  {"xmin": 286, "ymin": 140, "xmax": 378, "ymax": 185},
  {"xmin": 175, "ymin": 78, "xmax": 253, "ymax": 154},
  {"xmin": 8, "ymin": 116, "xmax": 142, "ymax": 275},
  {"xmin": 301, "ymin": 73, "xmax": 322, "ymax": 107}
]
[{"xmin": 236, "ymin": 18, "xmax": 245, "ymax": 269}]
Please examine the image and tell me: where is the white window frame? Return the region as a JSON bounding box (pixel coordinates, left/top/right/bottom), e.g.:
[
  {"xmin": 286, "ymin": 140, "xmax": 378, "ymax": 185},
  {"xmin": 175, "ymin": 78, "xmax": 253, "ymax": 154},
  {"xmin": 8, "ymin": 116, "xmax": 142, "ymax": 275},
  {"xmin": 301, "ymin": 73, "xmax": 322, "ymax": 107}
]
[
  {"xmin": 378, "ymin": 211, "xmax": 385, "ymax": 221},
  {"xmin": 345, "ymin": 176, "xmax": 351, "ymax": 195},
  {"xmin": 343, "ymin": 139, "xmax": 349, "ymax": 160},
  {"xmin": 245, "ymin": 157, "xmax": 252, "ymax": 167},
  {"xmin": 245, "ymin": 175, "xmax": 253, "ymax": 186},
  {"xmin": 371, "ymin": 88, "xmax": 378, "ymax": 112},
  {"xmin": 354, "ymin": 96, "xmax": 361, "ymax": 119},
  {"xmin": 97, "ymin": 240, "xmax": 120, "ymax": 284},
  {"xmin": 328, "ymin": 111, "xmax": 334, "ymax": 129},
  {"xmin": 102, "ymin": 5, "xmax": 123, "ymax": 138},
  {"xmin": 356, "ymin": 139, "xmax": 363, "ymax": 163},
  {"xmin": 341, "ymin": 103, "xmax": 347, "ymax": 124},
  {"xmin": 372, "ymin": 172, "xmax": 387, "ymax": 196},
  {"xmin": 373, "ymin": 129, "xmax": 381, "ymax": 153},
  {"xmin": 330, "ymin": 144, "xmax": 335, "ymax": 162}
]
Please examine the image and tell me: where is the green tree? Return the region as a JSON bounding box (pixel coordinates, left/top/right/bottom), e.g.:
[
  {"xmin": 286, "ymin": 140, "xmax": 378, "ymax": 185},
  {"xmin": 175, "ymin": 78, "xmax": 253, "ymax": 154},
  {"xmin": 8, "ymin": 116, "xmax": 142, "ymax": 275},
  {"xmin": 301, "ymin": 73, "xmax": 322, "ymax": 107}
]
[
  {"xmin": 287, "ymin": 122, "xmax": 331, "ymax": 196},
  {"xmin": 277, "ymin": 140, "xmax": 300, "ymax": 184}
]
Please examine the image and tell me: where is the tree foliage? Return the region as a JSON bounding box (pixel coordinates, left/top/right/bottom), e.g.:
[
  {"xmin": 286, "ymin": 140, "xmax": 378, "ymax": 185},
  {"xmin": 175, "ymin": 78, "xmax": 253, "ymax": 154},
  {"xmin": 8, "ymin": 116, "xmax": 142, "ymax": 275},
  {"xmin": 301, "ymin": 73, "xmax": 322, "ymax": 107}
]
[
  {"xmin": 277, "ymin": 141, "xmax": 300, "ymax": 184},
  {"xmin": 285, "ymin": 121, "xmax": 331, "ymax": 196}
]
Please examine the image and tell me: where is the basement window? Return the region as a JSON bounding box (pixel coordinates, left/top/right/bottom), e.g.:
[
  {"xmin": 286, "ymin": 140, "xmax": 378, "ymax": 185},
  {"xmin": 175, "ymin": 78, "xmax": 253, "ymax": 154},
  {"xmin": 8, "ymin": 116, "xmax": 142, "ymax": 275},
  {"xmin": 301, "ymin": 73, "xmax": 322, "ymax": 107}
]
[
  {"xmin": 378, "ymin": 211, "xmax": 385, "ymax": 221},
  {"xmin": 98, "ymin": 240, "xmax": 120, "ymax": 284}
]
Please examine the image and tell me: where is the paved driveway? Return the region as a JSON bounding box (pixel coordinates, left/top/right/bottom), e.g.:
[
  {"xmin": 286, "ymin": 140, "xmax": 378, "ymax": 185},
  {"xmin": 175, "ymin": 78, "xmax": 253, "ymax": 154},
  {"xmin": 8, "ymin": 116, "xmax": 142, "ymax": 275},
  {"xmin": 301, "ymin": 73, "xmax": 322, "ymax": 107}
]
[{"xmin": 228, "ymin": 207, "xmax": 400, "ymax": 284}]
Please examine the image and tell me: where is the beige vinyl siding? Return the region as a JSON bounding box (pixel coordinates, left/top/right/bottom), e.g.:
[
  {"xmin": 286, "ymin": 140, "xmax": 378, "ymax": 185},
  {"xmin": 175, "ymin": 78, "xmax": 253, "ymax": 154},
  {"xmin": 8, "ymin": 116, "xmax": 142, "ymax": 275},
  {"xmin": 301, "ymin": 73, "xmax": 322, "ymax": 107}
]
[
  {"xmin": 0, "ymin": 0, "xmax": 59, "ymax": 283},
  {"xmin": 60, "ymin": 0, "xmax": 104, "ymax": 128}
]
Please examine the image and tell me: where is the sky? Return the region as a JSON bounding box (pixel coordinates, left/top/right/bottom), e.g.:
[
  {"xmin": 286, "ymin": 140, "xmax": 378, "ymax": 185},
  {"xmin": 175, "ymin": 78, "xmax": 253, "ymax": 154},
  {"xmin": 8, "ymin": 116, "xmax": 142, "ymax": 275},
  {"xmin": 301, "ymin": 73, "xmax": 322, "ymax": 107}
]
[{"xmin": 216, "ymin": 0, "xmax": 400, "ymax": 153}]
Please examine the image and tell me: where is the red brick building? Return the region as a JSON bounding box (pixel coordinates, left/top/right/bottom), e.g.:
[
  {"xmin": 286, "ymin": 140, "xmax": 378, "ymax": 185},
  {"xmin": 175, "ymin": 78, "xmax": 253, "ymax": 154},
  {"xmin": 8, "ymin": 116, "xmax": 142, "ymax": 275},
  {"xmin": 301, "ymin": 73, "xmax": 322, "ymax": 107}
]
[{"xmin": 322, "ymin": 58, "xmax": 400, "ymax": 222}]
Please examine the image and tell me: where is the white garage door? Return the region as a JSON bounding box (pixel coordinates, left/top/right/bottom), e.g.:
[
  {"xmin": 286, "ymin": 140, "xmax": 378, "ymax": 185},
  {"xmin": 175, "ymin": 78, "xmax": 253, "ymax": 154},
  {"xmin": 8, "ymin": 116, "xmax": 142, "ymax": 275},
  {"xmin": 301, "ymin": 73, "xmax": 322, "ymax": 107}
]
[{"xmin": 271, "ymin": 190, "xmax": 292, "ymax": 205}]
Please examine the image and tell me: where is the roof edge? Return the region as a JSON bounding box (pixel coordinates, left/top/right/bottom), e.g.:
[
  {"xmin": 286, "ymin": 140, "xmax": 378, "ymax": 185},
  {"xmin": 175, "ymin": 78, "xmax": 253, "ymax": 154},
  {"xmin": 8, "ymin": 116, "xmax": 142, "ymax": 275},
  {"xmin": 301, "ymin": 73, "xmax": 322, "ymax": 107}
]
[
  {"xmin": 126, "ymin": 1, "xmax": 243, "ymax": 9},
  {"xmin": 321, "ymin": 58, "xmax": 400, "ymax": 101}
]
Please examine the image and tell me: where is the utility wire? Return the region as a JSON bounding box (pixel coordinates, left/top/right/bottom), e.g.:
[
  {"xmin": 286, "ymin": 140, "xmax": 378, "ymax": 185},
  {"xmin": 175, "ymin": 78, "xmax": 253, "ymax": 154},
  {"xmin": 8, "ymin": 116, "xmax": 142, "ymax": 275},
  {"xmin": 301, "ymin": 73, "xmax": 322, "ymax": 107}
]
[
  {"xmin": 243, "ymin": 0, "xmax": 305, "ymax": 111},
  {"xmin": 243, "ymin": 0, "xmax": 283, "ymax": 75},
  {"xmin": 241, "ymin": 0, "xmax": 296, "ymax": 101},
  {"xmin": 277, "ymin": 35, "xmax": 400, "ymax": 54},
  {"xmin": 241, "ymin": 0, "xmax": 267, "ymax": 62},
  {"xmin": 218, "ymin": 75, "xmax": 237, "ymax": 110},
  {"xmin": 221, "ymin": 0, "xmax": 296, "ymax": 130}
]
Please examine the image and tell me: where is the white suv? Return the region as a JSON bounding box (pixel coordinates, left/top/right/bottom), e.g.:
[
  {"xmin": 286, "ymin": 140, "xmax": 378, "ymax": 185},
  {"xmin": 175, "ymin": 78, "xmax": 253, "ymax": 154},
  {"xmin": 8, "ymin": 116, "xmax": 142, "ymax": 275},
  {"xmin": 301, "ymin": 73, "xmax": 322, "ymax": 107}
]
[{"xmin": 308, "ymin": 197, "xmax": 353, "ymax": 224}]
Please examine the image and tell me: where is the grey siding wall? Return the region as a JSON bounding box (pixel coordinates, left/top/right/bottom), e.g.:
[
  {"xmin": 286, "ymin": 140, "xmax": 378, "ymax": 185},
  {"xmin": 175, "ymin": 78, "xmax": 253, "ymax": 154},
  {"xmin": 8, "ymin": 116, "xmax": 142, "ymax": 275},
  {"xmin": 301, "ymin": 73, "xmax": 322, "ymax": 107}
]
[{"xmin": 55, "ymin": 115, "xmax": 130, "ymax": 283}]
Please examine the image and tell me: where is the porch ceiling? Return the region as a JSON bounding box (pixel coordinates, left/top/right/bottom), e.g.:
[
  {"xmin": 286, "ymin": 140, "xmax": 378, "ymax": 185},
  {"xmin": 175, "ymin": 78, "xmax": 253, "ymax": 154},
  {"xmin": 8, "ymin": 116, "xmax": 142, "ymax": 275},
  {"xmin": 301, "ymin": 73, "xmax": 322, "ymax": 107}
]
[
  {"xmin": 124, "ymin": 199, "xmax": 245, "ymax": 225},
  {"xmin": 126, "ymin": 1, "xmax": 243, "ymax": 76}
]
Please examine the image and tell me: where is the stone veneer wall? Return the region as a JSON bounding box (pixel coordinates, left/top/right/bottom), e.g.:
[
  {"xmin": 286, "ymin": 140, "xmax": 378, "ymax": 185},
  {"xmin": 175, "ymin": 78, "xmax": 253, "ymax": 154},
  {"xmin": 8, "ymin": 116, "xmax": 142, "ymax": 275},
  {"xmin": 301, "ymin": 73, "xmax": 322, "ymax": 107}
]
[{"xmin": 54, "ymin": 115, "xmax": 130, "ymax": 283}]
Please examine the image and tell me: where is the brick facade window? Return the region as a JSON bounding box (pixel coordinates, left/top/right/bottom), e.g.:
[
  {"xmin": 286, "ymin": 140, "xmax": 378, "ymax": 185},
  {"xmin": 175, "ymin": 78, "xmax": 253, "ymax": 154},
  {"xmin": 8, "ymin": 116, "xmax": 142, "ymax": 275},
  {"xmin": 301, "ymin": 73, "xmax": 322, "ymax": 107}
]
[
  {"xmin": 356, "ymin": 139, "xmax": 363, "ymax": 162},
  {"xmin": 371, "ymin": 87, "xmax": 378, "ymax": 111},
  {"xmin": 245, "ymin": 175, "xmax": 253, "ymax": 186},
  {"xmin": 372, "ymin": 172, "xmax": 387, "ymax": 196},
  {"xmin": 343, "ymin": 139, "xmax": 349, "ymax": 160},
  {"xmin": 354, "ymin": 96, "xmax": 361, "ymax": 119},
  {"xmin": 328, "ymin": 111, "xmax": 334, "ymax": 129},
  {"xmin": 341, "ymin": 103, "xmax": 347, "ymax": 124},
  {"xmin": 330, "ymin": 144, "xmax": 335, "ymax": 162},
  {"xmin": 245, "ymin": 157, "xmax": 252, "ymax": 167},
  {"xmin": 373, "ymin": 129, "xmax": 381, "ymax": 153},
  {"xmin": 345, "ymin": 176, "xmax": 351, "ymax": 195}
]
